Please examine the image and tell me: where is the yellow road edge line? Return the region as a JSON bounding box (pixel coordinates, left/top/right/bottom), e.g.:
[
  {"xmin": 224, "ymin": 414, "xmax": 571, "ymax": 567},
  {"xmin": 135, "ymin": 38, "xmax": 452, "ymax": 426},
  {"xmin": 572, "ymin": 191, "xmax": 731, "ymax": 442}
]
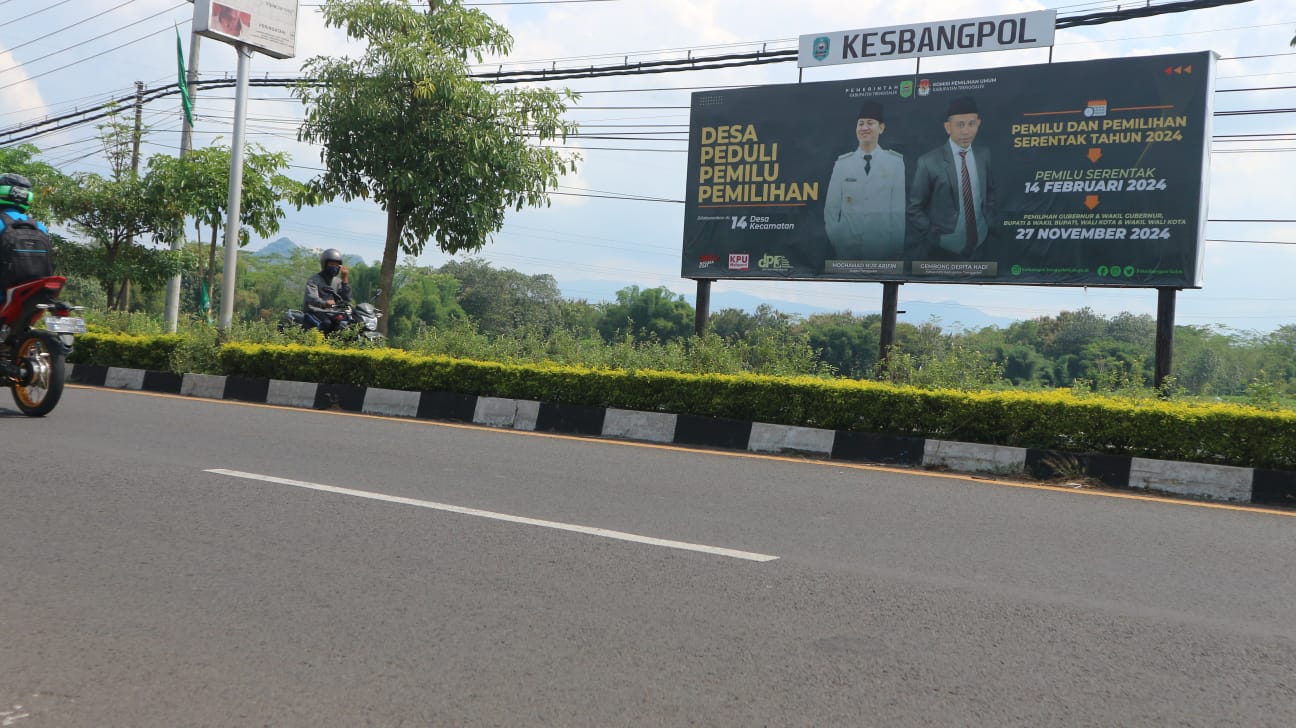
[{"xmin": 71, "ymin": 384, "xmax": 1296, "ymax": 518}]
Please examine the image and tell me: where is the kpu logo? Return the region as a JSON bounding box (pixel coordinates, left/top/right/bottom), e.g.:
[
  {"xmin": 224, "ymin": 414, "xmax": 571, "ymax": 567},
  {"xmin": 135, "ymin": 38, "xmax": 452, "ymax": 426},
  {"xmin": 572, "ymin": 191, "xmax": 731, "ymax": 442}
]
[{"xmin": 729, "ymin": 253, "xmax": 750, "ymax": 271}]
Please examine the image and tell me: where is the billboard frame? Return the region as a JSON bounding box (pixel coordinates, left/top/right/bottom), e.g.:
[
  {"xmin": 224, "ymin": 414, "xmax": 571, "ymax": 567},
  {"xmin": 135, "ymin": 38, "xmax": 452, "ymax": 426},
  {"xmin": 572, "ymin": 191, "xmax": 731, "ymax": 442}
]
[
  {"xmin": 192, "ymin": 0, "xmax": 299, "ymax": 60},
  {"xmin": 681, "ymin": 51, "xmax": 1216, "ymax": 291}
]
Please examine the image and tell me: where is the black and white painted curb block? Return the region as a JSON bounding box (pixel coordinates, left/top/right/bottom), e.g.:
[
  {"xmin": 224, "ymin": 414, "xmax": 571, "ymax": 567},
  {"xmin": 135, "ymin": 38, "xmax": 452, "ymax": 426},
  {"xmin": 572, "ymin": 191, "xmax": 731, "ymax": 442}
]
[{"xmin": 70, "ymin": 364, "xmax": 1296, "ymax": 509}]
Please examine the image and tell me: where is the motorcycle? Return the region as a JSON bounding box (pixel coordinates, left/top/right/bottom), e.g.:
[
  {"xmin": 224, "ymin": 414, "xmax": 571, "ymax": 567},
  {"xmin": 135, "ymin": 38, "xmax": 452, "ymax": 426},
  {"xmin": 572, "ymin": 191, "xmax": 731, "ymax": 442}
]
[
  {"xmin": 280, "ymin": 290, "xmax": 384, "ymax": 344},
  {"xmin": 0, "ymin": 275, "xmax": 85, "ymax": 416}
]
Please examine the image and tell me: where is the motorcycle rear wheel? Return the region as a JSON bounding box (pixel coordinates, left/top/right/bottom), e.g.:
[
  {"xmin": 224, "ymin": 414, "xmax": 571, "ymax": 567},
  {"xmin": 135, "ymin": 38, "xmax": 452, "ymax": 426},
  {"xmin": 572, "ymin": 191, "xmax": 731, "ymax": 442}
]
[{"xmin": 11, "ymin": 332, "xmax": 65, "ymax": 417}]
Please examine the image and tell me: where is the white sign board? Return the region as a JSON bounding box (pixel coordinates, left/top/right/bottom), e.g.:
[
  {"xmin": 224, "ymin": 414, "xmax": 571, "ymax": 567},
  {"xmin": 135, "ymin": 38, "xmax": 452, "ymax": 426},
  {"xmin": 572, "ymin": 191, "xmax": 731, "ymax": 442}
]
[
  {"xmin": 799, "ymin": 10, "xmax": 1056, "ymax": 68},
  {"xmin": 193, "ymin": 0, "xmax": 299, "ymax": 59}
]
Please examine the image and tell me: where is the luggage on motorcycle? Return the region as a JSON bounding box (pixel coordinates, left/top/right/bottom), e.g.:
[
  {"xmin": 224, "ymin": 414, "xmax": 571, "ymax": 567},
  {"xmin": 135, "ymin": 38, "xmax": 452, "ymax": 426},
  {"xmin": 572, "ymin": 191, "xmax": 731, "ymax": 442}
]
[{"xmin": 0, "ymin": 211, "xmax": 54, "ymax": 291}]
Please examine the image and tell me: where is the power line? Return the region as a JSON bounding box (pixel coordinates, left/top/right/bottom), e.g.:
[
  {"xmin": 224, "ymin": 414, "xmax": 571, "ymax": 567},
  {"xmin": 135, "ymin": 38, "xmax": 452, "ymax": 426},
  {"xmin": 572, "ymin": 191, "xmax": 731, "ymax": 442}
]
[
  {"xmin": 0, "ymin": 2, "xmax": 186, "ymax": 78},
  {"xmin": 0, "ymin": 17, "xmax": 183, "ymax": 93},
  {"xmin": 2, "ymin": 0, "xmax": 143, "ymax": 55},
  {"xmin": 0, "ymin": 0, "xmax": 76, "ymax": 28},
  {"xmin": 8, "ymin": 63, "xmax": 1296, "ymax": 145},
  {"xmin": 9, "ymin": 0, "xmax": 1277, "ymax": 121}
]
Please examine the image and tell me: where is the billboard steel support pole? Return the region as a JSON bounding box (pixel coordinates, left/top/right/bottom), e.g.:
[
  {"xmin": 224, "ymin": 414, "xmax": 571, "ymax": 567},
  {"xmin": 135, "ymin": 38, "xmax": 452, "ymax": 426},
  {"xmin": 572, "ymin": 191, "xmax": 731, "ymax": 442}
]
[
  {"xmin": 694, "ymin": 279, "xmax": 713, "ymax": 336},
  {"xmin": 219, "ymin": 44, "xmax": 252, "ymax": 330},
  {"xmin": 880, "ymin": 282, "xmax": 900, "ymax": 365},
  {"xmin": 1155, "ymin": 287, "xmax": 1178, "ymax": 390}
]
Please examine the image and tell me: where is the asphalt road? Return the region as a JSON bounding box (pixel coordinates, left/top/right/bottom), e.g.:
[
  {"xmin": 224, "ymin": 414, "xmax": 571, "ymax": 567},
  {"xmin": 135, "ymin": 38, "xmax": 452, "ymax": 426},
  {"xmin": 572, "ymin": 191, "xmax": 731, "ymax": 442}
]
[{"xmin": 2, "ymin": 386, "xmax": 1294, "ymax": 727}]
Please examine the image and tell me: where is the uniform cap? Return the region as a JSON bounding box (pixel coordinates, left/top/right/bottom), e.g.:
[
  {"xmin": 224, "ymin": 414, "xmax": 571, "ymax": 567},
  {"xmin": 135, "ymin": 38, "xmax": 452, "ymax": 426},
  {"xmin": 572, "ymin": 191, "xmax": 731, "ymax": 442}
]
[
  {"xmin": 857, "ymin": 100, "xmax": 885, "ymax": 123},
  {"xmin": 946, "ymin": 96, "xmax": 979, "ymax": 118}
]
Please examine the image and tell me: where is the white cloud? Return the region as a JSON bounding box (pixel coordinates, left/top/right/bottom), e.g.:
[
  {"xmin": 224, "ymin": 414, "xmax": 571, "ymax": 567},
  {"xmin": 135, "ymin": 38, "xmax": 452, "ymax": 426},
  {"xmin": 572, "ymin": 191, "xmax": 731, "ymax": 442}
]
[{"xmin": 0, "ymin": 48, "xmax": 47, "ymax": 124}]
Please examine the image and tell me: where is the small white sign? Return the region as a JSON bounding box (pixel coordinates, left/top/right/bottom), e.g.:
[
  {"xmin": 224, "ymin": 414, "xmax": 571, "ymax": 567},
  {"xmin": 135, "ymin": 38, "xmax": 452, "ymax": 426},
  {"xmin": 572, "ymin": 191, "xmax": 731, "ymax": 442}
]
[
  {"xmin": 799, "ymin": 10, "xmax": 1056, "ymax": 68},
  {"xmin": 193, "ymin": 0, "xmax": 299, "ymax": 60}
]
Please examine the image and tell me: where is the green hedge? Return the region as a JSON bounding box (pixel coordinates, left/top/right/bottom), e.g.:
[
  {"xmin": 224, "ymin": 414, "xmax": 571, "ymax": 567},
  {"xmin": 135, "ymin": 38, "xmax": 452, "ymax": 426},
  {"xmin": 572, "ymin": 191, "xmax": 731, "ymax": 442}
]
[
  {"xmin": 71, "ymin": 334, "xmax": 1296, "ymax": 471},
  {"xmin": 69, "ymin": 332, "xmax": 186, "ymax": 373}
]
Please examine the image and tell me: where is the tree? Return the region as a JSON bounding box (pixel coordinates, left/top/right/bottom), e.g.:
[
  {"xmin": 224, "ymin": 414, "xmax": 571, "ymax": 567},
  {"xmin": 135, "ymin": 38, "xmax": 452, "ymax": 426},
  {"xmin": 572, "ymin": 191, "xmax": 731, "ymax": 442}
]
[
  {"xmin": 1034, "ymin": 307, "xmax": 1106, "ymax": 359},
  {"xmin": 296, "ymin": 0, "xmax": 579, "ymax": 335},
  {"xmin": 437, "ymin": 258, "xmax": 565, "ymax": 337},
  {"xmin": 1106, "ymin": 311, "xmax": 1156, "ymax": 346},
  {"xmin": 145, "ymin": 144, "xmax": 303, "ymax": 319},
  {"xmin": 388, "ymin": 271, "xmax": 466, "ymax": 342},
  {"xmin": 799, "ymin": 311, "xmax": 880, "ymax": 379},
  {"xmin": 0, "ymin": 144, "xmax": 67, "ymax": 222},
  {"xmin": 711, "ymin": 304, "xmax": 796, "ymax": 341},
  {"xmin": 597, "ymin": 286, "xmax": 694, "ymax": 343},
  {"xmin": 239, "ymin": 248, "xmax": 319, "ymax": 321},
  {"xmin": 45, "ymin": 117, "xmax": 184, "ymax": 310},
  {"xmin": 556, "ymin": 298, "xmax": 602, "ymax": 340}
]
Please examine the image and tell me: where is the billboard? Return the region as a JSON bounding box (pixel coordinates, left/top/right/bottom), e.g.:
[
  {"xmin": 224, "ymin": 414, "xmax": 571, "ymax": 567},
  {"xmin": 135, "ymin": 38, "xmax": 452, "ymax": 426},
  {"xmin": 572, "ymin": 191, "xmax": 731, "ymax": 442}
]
[
  {"xmin": 681, "ymin": 52, "xmax": 1214, "ymax": 288},
  {"xmin": 193, "ymin": 0, "xmax": 299, "ymax": 59},
  {"xmin": 798, "ymin": 11, "xmax": 1056, "ymax": 68}
]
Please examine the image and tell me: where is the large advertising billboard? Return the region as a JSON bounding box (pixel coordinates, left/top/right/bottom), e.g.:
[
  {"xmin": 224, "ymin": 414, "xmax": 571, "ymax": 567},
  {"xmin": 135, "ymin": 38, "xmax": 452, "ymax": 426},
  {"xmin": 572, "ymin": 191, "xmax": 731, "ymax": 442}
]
[
  {"xmin": 194, "ymin": 0, "xmax": 299, "ymax": 59},
  {"xmin": 681, "ymin": 52, "xmax": 1214, "ymax": 288}
]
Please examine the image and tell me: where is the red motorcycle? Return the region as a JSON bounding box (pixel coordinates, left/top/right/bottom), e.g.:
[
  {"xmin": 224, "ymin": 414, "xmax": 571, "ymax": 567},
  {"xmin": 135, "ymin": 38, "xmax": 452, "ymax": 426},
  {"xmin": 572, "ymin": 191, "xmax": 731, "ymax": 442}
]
[{"xmin": 0, "ymin": 275, "xmax": 84, "ymax": 416}]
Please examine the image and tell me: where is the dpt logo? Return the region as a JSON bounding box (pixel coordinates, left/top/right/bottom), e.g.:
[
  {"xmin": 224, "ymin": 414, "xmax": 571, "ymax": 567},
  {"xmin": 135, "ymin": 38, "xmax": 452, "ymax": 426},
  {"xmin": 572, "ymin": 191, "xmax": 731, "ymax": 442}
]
[{"xmin": 812, "ymin": 36, "xmax": 830, "ymax": 61}]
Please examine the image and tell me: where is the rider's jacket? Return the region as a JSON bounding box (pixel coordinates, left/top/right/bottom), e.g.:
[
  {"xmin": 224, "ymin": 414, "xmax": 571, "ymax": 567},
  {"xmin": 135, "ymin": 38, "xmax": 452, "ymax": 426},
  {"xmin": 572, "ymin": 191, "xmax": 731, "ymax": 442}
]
[{"xmin": 303, "ymin": 270, "xmax": 351, "ymax": 313}]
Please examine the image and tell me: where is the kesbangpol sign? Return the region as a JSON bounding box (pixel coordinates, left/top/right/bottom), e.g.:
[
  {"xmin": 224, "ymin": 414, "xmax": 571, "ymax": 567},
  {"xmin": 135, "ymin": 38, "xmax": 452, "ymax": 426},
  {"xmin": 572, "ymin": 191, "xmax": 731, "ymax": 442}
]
[{"xmin": 799, "ymin": 11, "xmax": 1057, "ymax": 68}]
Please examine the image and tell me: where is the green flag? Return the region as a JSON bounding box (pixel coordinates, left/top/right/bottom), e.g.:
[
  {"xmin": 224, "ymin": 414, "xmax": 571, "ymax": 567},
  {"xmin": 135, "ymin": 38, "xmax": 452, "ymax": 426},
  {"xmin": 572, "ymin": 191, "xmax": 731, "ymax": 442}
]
[{"xmin": 177, "ymin": 29, "xmax": 194, "ymax": 127}]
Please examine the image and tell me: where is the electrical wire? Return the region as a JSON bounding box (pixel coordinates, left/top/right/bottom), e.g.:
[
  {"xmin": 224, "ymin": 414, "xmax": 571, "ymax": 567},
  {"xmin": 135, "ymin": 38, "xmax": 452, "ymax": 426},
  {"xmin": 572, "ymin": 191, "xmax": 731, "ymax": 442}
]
[
  {"xmin": 0, "ymin": 0, "xmax": 77, "ymax": 28},
  {"xmin": 0, "ymin": 24, "xmax": 182, "ymax": 93},
  {"xmin": 0, "ymin": 2, "xmax": 187, "ymax": 77},
  {"xmin": 2, "ymin": 0, "xmax": 143, "ymax": 54}
]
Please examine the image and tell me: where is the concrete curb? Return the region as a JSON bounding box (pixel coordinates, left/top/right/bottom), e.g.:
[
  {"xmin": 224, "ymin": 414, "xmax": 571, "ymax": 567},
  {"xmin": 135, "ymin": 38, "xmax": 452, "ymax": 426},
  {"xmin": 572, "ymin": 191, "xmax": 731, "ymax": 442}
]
[{"xmin": 68, "ymin": 364, "xmax": 1296, "ymax": 508}]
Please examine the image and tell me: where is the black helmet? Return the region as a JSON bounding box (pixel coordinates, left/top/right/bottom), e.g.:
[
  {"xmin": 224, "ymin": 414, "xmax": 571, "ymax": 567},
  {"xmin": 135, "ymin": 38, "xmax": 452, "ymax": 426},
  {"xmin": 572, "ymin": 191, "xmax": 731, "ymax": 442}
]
[
  {"xmin": 0, "ymin": 173, "xmax": 34, "ymax": 214},
  {"xmin": 319, "ymin": 248, "xmax": 343, "ymax": 267}
]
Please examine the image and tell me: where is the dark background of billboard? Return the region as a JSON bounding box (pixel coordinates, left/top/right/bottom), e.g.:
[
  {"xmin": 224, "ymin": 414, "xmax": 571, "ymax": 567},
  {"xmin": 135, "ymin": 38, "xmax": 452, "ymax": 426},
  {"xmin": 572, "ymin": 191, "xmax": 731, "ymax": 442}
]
[{"xmin": 682, "ymin": 51, "xmax": 1209, "ymax": 286}]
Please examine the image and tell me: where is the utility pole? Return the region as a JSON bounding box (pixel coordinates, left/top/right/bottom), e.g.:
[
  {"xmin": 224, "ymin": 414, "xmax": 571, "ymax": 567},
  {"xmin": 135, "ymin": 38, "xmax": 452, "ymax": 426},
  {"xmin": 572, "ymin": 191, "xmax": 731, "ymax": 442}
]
[
  {"xmin": 166, "ymin": 30, "xmax": 202, "ymax": 332},
  {"xmin": 131, "ymin": 82, "xmax": 144, "ymax": 175},
  {"xmin": 122, "ymin": 81, "xmax": 145, "ymax": 311}
]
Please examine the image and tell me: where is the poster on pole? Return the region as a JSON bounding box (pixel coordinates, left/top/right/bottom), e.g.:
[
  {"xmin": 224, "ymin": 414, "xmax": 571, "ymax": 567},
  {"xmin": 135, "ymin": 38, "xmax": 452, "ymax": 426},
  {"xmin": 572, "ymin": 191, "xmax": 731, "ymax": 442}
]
[
  {"xmin": 681, "ymin": 51, "xmax": 1215, "ymax": 288},
  {"xmin": 193, "ymin": 0, "xmax": 299, "ymax": 59}
]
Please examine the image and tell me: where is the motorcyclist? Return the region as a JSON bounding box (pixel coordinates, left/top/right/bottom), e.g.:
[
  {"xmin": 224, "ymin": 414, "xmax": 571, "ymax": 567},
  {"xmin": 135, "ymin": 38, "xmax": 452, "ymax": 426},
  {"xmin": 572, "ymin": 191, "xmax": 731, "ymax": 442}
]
[
  {"xmin": 303, "ymin": 248, "xmax": 351, "ymax": 335},
  {"xmin": 0, "ymin": 173, "xmax": 50, "ymax": 305}
]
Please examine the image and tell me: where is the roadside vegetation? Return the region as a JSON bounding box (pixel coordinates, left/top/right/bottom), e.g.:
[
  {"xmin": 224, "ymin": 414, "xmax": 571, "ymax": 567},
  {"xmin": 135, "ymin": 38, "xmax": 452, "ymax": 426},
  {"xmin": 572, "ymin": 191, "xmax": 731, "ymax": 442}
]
[
  {"xmin": 72, "ymin": 251, "xmax": 1296, "ymax": 411},
  {"xmin": 1, "ymin": 0, "xmax": 1289, "ymax": 413}
]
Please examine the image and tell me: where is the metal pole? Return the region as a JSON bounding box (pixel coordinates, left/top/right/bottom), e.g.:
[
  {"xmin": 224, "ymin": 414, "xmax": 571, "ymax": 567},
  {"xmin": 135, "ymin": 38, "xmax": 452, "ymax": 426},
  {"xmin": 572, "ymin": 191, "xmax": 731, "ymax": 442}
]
[
  {"xmin": 694, "ymin": 279, "xmax": 712, "ymax": 336},
  {"xmin": 166, "ymin": 31, "xmax": 202, "ymax": 333},
  {"xmin": 219, "ymin": 44, "xmax": 252, "ymax": 330},
  {"xmin": 880, "ymin": 282, "xmax": 900, "ymax": 365},
  {"xmin": 1154, "ymin": 287, "xmax": 1178, "ymax": 390}
]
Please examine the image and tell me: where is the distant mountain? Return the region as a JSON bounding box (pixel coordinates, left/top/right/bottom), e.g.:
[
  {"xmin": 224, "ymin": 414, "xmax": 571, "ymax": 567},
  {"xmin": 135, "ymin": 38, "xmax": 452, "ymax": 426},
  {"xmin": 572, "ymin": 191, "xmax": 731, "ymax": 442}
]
[
  {"xmin": 252, "ymin": 236, "xmax": 302, "ymax": 258},
  {"xmin": 251, "ymin": 237, "xmax": 364, "ymax": 267},
  {"xmin": 558, "ymin": 278, "xmax": 1016, "ymax": 331}
]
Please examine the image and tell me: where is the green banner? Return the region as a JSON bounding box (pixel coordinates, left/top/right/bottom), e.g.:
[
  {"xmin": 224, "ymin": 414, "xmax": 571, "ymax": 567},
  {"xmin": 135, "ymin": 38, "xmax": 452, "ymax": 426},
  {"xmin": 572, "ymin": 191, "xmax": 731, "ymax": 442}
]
[
  {"xmin": 177, "ymin": 30, "xmax": 194, "ymax": 128},
  {"xmin": 681, "ymin": 51, "xmax": 1213, "ymax": 288}
]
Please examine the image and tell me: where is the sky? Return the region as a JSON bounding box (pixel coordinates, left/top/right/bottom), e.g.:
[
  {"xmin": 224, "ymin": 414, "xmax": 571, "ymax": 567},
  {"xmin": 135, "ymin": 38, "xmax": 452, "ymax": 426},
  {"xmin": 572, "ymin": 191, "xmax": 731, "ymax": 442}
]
[{"xmin": 2, "ymin": 0, "xmax": 1294, "ymax": 333}]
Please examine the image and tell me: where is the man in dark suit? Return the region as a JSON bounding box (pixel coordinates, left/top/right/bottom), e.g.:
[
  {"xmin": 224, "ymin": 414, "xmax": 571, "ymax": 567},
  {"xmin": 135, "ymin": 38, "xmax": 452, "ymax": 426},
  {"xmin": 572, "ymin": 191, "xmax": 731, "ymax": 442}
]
[{"xmin": 907, "ymin": 96, "xmax": 996, "ymax": 259}]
